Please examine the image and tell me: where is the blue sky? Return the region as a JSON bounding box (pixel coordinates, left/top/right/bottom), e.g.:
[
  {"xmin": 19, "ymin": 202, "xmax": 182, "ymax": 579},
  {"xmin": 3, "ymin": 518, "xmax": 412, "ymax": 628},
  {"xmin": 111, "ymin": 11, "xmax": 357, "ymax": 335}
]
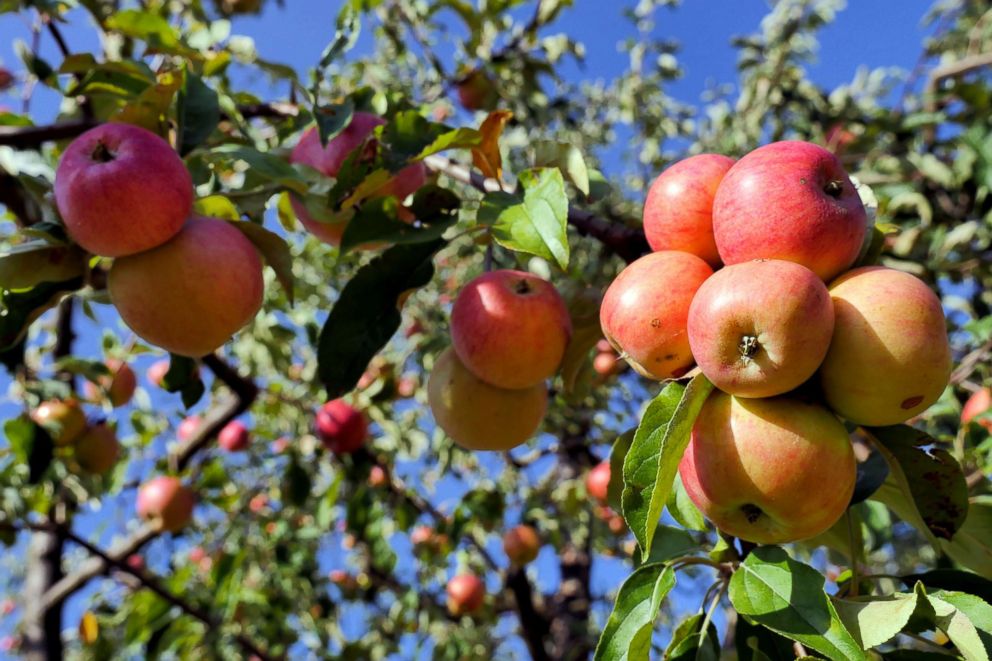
[{"xmin": 0, "ymin": 0, "xmax": 939, "ymax": 657}]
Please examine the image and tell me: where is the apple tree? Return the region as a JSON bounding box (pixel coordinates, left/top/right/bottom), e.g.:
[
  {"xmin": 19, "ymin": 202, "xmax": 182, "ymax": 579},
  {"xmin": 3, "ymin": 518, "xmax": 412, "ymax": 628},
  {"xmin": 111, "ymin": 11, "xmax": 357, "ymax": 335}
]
[{"xmin": 0, "ymin": 0, "xmax": 990, "ymax": 659}]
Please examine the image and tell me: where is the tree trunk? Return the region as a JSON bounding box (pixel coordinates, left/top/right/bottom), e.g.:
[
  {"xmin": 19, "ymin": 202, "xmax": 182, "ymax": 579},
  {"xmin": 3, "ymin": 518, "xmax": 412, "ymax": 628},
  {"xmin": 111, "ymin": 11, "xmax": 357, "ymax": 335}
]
[{"xmin": 22, "ymin": 525, "xmax": 64, "ymax": 660}]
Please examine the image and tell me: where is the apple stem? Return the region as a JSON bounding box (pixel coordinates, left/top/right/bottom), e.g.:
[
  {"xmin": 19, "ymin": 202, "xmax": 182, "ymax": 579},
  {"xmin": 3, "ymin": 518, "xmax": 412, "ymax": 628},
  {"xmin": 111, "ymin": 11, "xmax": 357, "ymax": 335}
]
[
  {"xmin": 738, "ymin": 335, "xmax": 759, "ymax": 363},
  {"xmin": 513, "ymin": 279, "xmax": 533, "ymax": 295},
  {"xmin": 90, "ymin": 141, "xmax": 115, "ymax": 163},
  {"xmin": 823, "ymin": 180, "xmax": 844, "ymax": 198},
  {"xmin": 740, "ymin": 503, "xmax": 763, "ymax": 523}
]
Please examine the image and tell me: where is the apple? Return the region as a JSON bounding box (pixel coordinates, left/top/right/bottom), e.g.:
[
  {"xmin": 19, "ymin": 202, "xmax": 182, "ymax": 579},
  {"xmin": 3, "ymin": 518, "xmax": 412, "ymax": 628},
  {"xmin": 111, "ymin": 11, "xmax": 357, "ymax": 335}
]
[
  {"xmin": 586, "ymin": 461, "xmax": 611, "ymax": 504},
  {"xmin": 31, "ymin": 399, "xmax": 87, "ymax": 446},
  {"xmin": 643, "ymin": 154, "xmax": 734, "ymax": 267},
  {"xmin": 248, "ymin": 493, "xmax": 268, "ymax": 513},
  {"xmin": 177, "ymin": 415, "xmax": 202, "ymax": 442},
  {"xmin": 146, "ymin": 359, "xmax": 171, "ymax": 387},
  {"xmin": 451, "ymin": 270, "xmax": 572, "ymax": 390},
  {"xmin": 687, "ymin": 259, "xmax": 834, "ymax": 398},
  {"xmin": 456, "ymin": 69, "xmax": 498, "ymax": 111},
  {"xmin": 446, "ymin": 573, "xmax": 485, "ymax": 616},
  {"xmin": 712, "ymin": 141, "xmax": 868, "ymax": 281},
  {"xmin": 600, "ymin": 250, "xmax": 713, "ymax": 380},
  {"xmin": 592, "ymin": 351, "xmax": 619, "ymax": 376},
  {"xmin": 289, "ymin": 113, "xmax": 427, "ymax": 246},
  {"xmin": 218, "ymin": 420, "xmax": 250, "ymax": 452},
  {"xmin": 819, "ymin": 266, "xmax": 951, "ymax": 426},
  {"xmin": 108, "ymin": 216, "xmax": 264, "ymax": 358},
  {"xmin": 136, "ymin": 476, "xmax": 195, "ymax": 533},
  {"xmin": 679, "ymin": 391, "xmax": 856, "ymax": 544},
  {"xmin": 1, "ymin": 600, "xmax": 14, "ymax": 616},
  {"xmin": 962, "ymin": 388, "xmax": 992, "ymax": 431},
  {"xmin": 0, "ymin": 68, "xmax": 13, "ymax": 91},
  {"xmin": 427, "ymin": 347, "xmax": 547, "ymax": 451},
  {"xmin": 825, "ymin": 123, "xmax": 856, "ymax": 156},
  {"xmin": 368, "ymin": 465, "xmax": 388, "ymax": 488},
  {"xmin": 410, "ymin": 525, "xmax": 450, "ymax": 553},
  {"xmin": 54, "ymin": 123, "xmax": 192, "ymax": 257},
  {"xmin": 125, "ymin": 554, "xmax": 145, "ymax": 572},
  {"xmin": 271, "ymin": 437, "xmax": 290, "ymax": 454},
  {"xmin": 315, "ymin": 399, "xmax": 368, "ymax": 454},
  {"xmin": 84, "ymin": 358, "xmax": 137, "ymax": 407},
  {"xmin": 73, "ymin": 422, "xmax": 120, "ymax": 474},
  {"xmin": 502, "ymin": 525, "xmax": 540, "ymax": 566},
  {"xmin": 329, "ymin": 569, "xmax": 360, "ymax": 594}
]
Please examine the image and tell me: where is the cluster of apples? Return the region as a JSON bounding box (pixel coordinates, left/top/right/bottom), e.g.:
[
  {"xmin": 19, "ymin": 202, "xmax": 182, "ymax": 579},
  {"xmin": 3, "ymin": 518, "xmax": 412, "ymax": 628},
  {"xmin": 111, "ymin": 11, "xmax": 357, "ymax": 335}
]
[
  {"xmin": 55, "ymin": 123, "xmax": 263, "ymax": 357},
  {"xmin": 30, "ymin": 398, "xmax": 120, "ymax": 475},
  {"xmin": 601, "ymin": 141, "xmax": 952, "ymax": 544},
  {"xmin": 426, "ymin": 269, "xmax": 572, "ymax": 451}
]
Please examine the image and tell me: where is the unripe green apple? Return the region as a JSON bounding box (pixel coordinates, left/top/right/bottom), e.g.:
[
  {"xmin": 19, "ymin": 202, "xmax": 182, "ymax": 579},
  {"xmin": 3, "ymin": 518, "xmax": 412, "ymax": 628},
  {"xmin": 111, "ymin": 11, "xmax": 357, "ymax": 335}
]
[
  {"xmin": 108, "ymin": 216, "xmax": 264, "ymax": 358},
  {"xmin": 73, "ymin": 422, "xmax": 120, "ymax": 474},
  {"xmin": 84, "ymin": 359, "xmax": 137, "ymax": 407},
  {"xmin": 679, "ymin": 391, "xmax": 856, "ymax": 544},
  {"xmin": 427, "ymin": 347, "xmax": 547, "ymax": 451},
  {"xmin": 502, "ymin": 525, "xmax": 540, "ymax": 566},
  {"xmin": 687, "ymin": 259, "xmax": 834, "ymax": 398},
  {"xmin": 30, "ymin": 399, "xmax": 86, "ymax": 446},
  {"xmin": 446, "ymin": 573, "xmax": 485, "ymax": 616},
  {"xmin": 600, "ymin": 251, "xmax": 713, "ymax": 380},
  {"xmin": 819, "ymin": 266, "xmax": 951, "ymax": 426},
  {"xmin": 137, "ymin": 476, "xmax": 195, "ymax": 533}
]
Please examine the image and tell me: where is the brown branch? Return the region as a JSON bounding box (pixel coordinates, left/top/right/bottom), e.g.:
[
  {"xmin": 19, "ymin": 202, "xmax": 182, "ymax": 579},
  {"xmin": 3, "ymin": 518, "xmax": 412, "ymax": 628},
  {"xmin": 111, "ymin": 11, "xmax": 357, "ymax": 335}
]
[
  {"xmin": 0, "ymin": 120, "xmax": 98, "ymax": 149},
  {"xmin": 923, "ymin": 51, "xmax": 992, "ymax": 145}
]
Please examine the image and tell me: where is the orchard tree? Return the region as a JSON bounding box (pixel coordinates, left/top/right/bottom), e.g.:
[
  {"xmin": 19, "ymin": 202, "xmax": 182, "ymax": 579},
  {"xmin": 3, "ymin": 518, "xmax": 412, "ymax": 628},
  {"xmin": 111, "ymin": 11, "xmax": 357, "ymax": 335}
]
[{"xmin": 0, "ymin": 0, "xmax": 990, "ymax": 660}]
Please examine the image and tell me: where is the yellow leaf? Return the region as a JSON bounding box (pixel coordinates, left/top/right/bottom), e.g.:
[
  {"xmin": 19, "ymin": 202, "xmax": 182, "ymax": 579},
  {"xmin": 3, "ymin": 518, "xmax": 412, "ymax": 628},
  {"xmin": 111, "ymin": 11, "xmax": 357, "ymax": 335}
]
[
  {"xmin": 112, "ymin": 70, "xmax": 182, "ymax": 136},
  {"xmin": 471, "ymin": 110, "xmax": 512, "ymax": 182},
  {"xmin": 79, "ymin": 611, "xmax": 99, "ymax": 644}
]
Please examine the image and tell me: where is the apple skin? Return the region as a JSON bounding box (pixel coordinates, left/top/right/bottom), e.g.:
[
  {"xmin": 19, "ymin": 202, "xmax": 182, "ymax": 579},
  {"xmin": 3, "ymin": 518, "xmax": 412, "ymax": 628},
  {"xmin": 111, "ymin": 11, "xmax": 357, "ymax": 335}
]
[
  {"xmin": 818, "ymin": 266, "xmax": 951, "ymax": 426},
  {"xmin": 712, "ymin": 141, "xmax": 868, "ymax": 282},
  {"xmin": 315, "ymin": 399, "xmax": 368, "ymax": 454},
  {"xmin": 54, "ymin": 123, "xmax": 192, "ymax": 257},
  {"xmin": 367, "ymin": 465, "xmax": 388, "ymax": 488},
  {"xmin": 427, "ymin": 347, "xmax": 547, "ymax": 451},
  {"xmin": 108, "ymin": 216, "xmax": 264, "ymax": 358},
  {"xmin": 410, "ymin": 525, "xmax": 449, "ymax": 553},
  {"xmin": 687, "ymin": 259, "xmax": 834, "ymax": 398},
  {"xmin": 289, "ymin": 114, "xmax": 427, "ymax": 247},
  {"xmin": 84, "ymin": 359, "xmax": 137, "ymax": 407},
  {"xmin": 73, "ymin": 423, "xmax": 120, "ymax": 474},
  {"xmin": 451, "ymin": 270, "xmax": 572, "ymax": 390},
  {"xmin": 136, "ymin": 476, "xmax": 195, "ymax": 533},
  {"xmin": 586, "ymin": 460, "xmax": 611, "ymax": 504},
  {"xmin": 600, "ymin": 251, "xmax": 713, "ymax": 380},
  {"xmin": 31, "ymin": 399, "xmax": 87, "ymax": 446},
  {"xmin": 962, "ymin": 388, "xmax": 992, "ymax": 431},
  {"xmin": 502, "ymin": 525, "xmax": 540, "ymax": 566},
  {"xmin": 0, "ymin": 68, "xmax": 13, "ymax": 91},
  {"xmin": 679, "ymin": 391, "xmax": 856, "ymax": 544},
  {"xmin": 446, "ymin": 574, "xmax": 485, "ymax": 616},
  {"xmin": 643, "ymin": 154, "xmax": 734, "ymax": 267},
  {"xmin": 456, "ymin": 69, "xmax": 498, "ymax": 111},
  {"xmin": 218, "ymin": 420, "xmax": 250, "ymax": 452},
  {"xmin": 177, "ymin": 415, "xmax": 202, "ymax": 442}
]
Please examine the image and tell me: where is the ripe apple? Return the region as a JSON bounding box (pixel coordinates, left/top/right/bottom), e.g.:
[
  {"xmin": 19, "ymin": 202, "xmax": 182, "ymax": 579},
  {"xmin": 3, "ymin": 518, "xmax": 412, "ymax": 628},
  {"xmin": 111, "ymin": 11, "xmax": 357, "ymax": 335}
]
[
  {"xmin": 146, "ymin": 359, "xmax": 171, "ymax": 388},
  {"xmin": 73, "ymin": 422, "xmax": 120, "ymax": 474},
  {"xmin": 0, "ymin": 68, "xmax": 13, "ymax": 91},
  {"xmin": 456, "ymin": 69, "xmax": 498, "ymax": 111},
  {"xmin": 451, "ymin": 270, "xmax": 572, "ymax": 390},
  {"xmin": 819, "ymin": 266, "xmax": 951, "ymax": 426},
  {"xmin": 502, "ymin": 525, "xmax": 540, "ymax": 566},
  {"xmin": 177, "ymin": 415, "xmax": 202, "ymax": 442},
  {"xmin": 31, "ymin": 399, "xmax": 87, "ymax": 446},
  {"xmin": 289, "ymin": 113, "xmax": 427, "ymax": 246},
  {"xmin": 687, "ymin": 259, "xmax": 834, "ymax": 398},
  {"xmin": 218, "ymin": 420, "xmax": 250, "ymax": 451},
  {"xmin": 84, "ymin": 358, "xmax": 137, "ymax": 407},
  {"xmin": 368, "ymin": 465, "xmax": 388, "ymax": 488},
  {"xmin": 586, "ymin": 460, "xmax": 611, "ymax": 504},
  {"xmin": 248, "ymin": 493, "xmax": 268, "ymax": 513},
  {"xmin": 315, "ymin": 399, "xmax": 368, "ymax": 454},
  {"xmin": 136, "ymin": 476, "xmax": 195, "ymax": 533},
  {"xmin": 125, "ymin": 554, "xmax": 145, "ymax": 571},
  {"xmin": 108, "ymin": 216, "xmax": 264, "ymax": 357},
  {"xmin": 592, "ymin": 351, "xmax": 619, "ymax": 376},
  {"xmin": 410, "ymin": 525, "xmax": 449, "ymax": 553},
  {"xmin": 600, "ymin": 250, "xmax": 713, "ymax": 380},
  {"xmin": 427, "ymin": 347, "xmax": 547, "ymax": 451},
  {"xmin": 446, "ymin": 573, "xmax": 485, "ymax": 616},
  {"xmin": 712, "ymin": 141, "xmax": 868, "ymax": 281},
  {"xmin": 962, "ymin": 388, "xmax": 992, "ymax": 431},
  {"xmin": 329, "ymin": 569, "xmax": 360, "ymax": 594},
  {"xmin": 54, "ymin": 123, "xmax": 192, "ymax": 257},
  {"xmin": 643, "ymin": 154, "xmax": 734, "ymax": 267},
  {"xmin": 679, "ymin": 391, "xmax": 856, "ymax": 544}
]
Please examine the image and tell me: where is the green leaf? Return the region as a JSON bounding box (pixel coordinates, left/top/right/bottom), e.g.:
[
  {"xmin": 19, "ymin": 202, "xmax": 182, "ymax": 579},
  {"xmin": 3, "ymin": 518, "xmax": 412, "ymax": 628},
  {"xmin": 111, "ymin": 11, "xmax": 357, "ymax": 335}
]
[
  {"xmin": 227, "ymin": 221, "xmax": 295, "ymax": 304},
  {"xmin": 317, "ymin": 239, "xmax": 444, "ymax": 398},
  {"xmin": 901, "ymin": 570, "xmax": 992, "ymax": 605},
  {"xmin": 161, "ymin": 355, "xmax": 204, "ymax": 408},
  {"xmin": 928, "ymin": 594, "xmax": 990, "ymax": 661},
  {"xmin": 834, "ymin": 592, "xmax": 919, "ymax": 649},
  {"xmin": 668, "ymin": 473, "xmax": 707, "ymax": 532},
  {"xmin": 608, "ymin": 429, "xmax": 635, "ymax": 511},
  {"xmin": 178, "ymin": 70, "xmax": 219, "ymax": 155},
  {"xmin": 314, "ymin": 100, "xmax": 354, "ymax": 147},
  {"xmin": 622, "ymin": 374, "xmax": 714, "ymax": 556},
  {"xmin": 634, "ymin": 524, "xmax": 698, "ymax": 566},
  {"xmin": 940, "ymin": 497, "xmax": 992, "ymax": 591},
  {"xmin": 864, "ymin": 425, "xmax": 969, "ymax": 541},
  {"xmin": 480, "ymin": 168, "xmax": 570, "ymax": 271},
  {"xmin": 728, "ymin": 546, "xmax": 866, "ymax": 661},
  {"xmin": 378, "ymin": 111, "xmax": 481, "ymax": 166},
  {"xmin": 0, "ymin": 243, "xmax": 85, "ymax": 290},
  {"xmin": 0, "ymin": 278, "xmax": 82, "ymax": 351},
  {"xmin": 593, "ymin": 563, "xmax": 676, "ymax": 661},
  {"xmin": 338, "ymin": 186, "xmax": 459, "ymax": 255},
  {"xmin": 558, "ymin": 285, "xmax": 602, "ymax": 396},
  {"xmin": 664, "ymin": 612, "xmax": 720, "ymax": 661},
  {"xmin": 735, "ymin": 615, "xmax": 796, "ymax": 661},
  {"xmin": 534, "ymin": 140, "xmax": 590, "ymax": 196},
  {"xmin": 105, "ymin": 9, "xmax": 195, "ymax": 56},
  {"xmin": 284, "ymin": 458, "xmax": 312, "ymax": 507},
  {"xmin": 206, "ymin": 145, "xmax": 309, "ymax": 194}
]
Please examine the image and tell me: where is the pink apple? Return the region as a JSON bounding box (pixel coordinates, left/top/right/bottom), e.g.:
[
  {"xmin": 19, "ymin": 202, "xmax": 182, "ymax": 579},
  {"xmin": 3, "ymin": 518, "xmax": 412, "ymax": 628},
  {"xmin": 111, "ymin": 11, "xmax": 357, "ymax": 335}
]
[
  {"xmin": 446, "ymin": 573, "xmax": 485, "ymax": 616},
  {"xmin": 54, "ymin": 123, "xmax": 192, "ymax": 257},
  {"xmin": 712, "ymin": 141, "xmax": 868, "ymax": 281},
  {"xmin": 643, "ymin": 154, "xmax": 734, "ymax": 267},
  {"xmin": 0, "ymin": 68, "xmax": 14, "ymax": 91},
  {"xmin": 962, "ymin": 388, "xmax": 992, "ymax": 431},
  {"xmin": 177, "ymin": 415, "xmax": 202, "ymax": 442},
  {"xmin": 315, "ymin": 399, "xmax": 368, "ymax": 454},
  {"xmin": 84, "ymin": 358, "xmax": 137, "ymax": 407},
  {"xmin": 218, "ymin": 420, "xmax": 250, "ymax": 452},
  {"xmin": 136, "ymin": 476, "xmax": 195, "ymax": 532},
  {"xmin": 586, "ymin": 461, "xmax": 611, "ymax": 504}
]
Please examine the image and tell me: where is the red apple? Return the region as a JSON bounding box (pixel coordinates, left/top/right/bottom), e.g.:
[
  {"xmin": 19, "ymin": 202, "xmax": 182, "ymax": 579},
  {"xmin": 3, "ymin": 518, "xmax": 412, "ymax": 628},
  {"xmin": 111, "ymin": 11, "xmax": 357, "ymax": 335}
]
[
  {"xmin": 136, "ymin": 476, "xmax": 195, "ymax": 532},
  {"xmin": 451, "ymin": 270, "xmax": 572, "ymax": 389},
  {"xmin": 316, "ymin": 399, "xmax": 368, "ymax": 454},
  {"xmin": 962, "ymin": 388, "xmax": 992, "ymax": 431},
  {"xmin": 218, "ymin": 420, "xmax": 250, "ymax": 452},
  {"xmin": 31, "ymin": 399, "xmax": 87, "ymax": 446},
  {"xmin": 84, "ymin": 358, "xmax": 137, "ymax": 407},
  {"xmin": 586, "ymin": 460, "xmax": 611, "ymax": 504},
  {"xmin": 679, "ymin": 391, "xmax": 856, "ymax": 544},
  {"xmin": 643, "ymin": 154, "xmax": 734, "ymax": 267},
  {"xmin": 54, "ymin": 123, "xmax": 192, "ymax": 257},
  {"xmin": 600, "ymin": 251, "xmax": 713, "ymax": 380},
  {"xmin": 410, "ymin": 525, "xmax": 449, "ymax": 553},
  {"xmin": 146, "ymin": 359, "xmax": 171, "ymax": 388},
  {"xmin": 177, "ymin": 415, "xmax": 202, "ymax": 442},
  {"xmin": 502, "ymin": 525, "xmax": 540, "ymax": 566},
  {"xmin": 592, "ymin": 351, "xmax": 619, "ymax": 376},
  {"xmin": 446, "ymin": 573, "xmax": 485, "ymax": 616},
  {"xmin": 108, "ymin": 216, "xmax": 264, "ymax": 357},
  {"xmin": 0, "ymin": 68, "xmax": 13, "ymax": 91},
  {"xmin": 248, "ymin": 493, "xmax": 268, "ymax": 513},
  {"xmin": 687, "ymin": 259, "xmax": 834, "ymax": 398},
  {"xmin": 125, "ymin": 554, "xmax": 145, "ymax": 571},
  {"xmin": 819, "ymin": 266, "xmax": 951, "ymax": 426},
  {"xmin": 712, "ymin": 141, "xmax": 868, "ymax": 281},
  {"xmin": 73, "ymin": 422, "xmax": 121, "ymax": 474},
  {"xmin": 368, "ymin": 465, "xmax": 388, "ymax": 488},
  {"xmin": 456, "ymin": 69, "xmax": 498, "ymax": 111}
]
